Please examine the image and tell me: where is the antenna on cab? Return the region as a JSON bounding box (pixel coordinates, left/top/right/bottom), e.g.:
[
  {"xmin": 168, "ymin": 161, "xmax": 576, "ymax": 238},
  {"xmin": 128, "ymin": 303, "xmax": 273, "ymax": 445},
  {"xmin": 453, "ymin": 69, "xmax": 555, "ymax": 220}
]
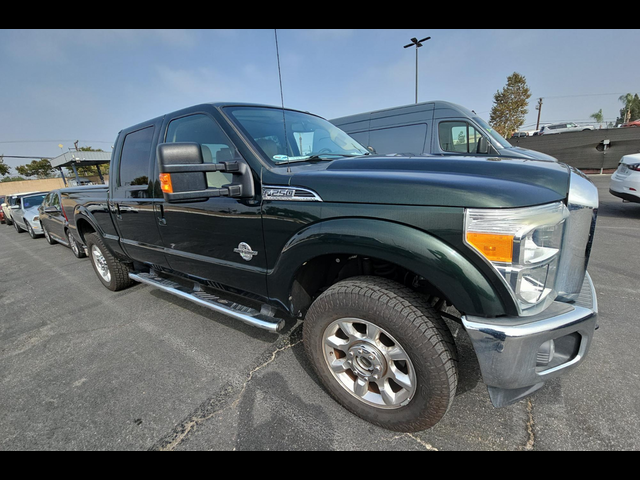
[{"xmin": 274, "ymin": 29, "xmax": 291, "ymax": 173}]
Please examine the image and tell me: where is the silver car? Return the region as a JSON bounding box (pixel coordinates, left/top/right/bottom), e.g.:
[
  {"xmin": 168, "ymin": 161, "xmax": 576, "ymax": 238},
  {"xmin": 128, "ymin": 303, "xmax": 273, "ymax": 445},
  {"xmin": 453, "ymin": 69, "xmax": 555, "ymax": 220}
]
[
  {"xmin": 538, "ymin": 122, "xmax": 595, "ymax": 135},
  {"xmin": 12, "ymin": 192, "xmax": 48, "ymax": 238}
]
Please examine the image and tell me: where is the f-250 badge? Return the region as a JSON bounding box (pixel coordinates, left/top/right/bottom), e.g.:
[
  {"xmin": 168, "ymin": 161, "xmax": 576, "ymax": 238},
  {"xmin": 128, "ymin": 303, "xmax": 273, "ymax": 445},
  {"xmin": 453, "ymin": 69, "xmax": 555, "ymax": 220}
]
[{"xmin": 234, "ymin": 242, "xmax": 258, "ymax": 261}]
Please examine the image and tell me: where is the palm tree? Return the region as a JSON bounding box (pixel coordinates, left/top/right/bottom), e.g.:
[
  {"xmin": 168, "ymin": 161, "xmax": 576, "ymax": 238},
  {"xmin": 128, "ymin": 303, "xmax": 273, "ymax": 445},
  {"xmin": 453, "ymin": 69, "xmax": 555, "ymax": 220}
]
[
  {"xmin": 618, "ymin": 93, "xmax": 639, "ymax": 124},
  {"xmin": 590, "ymin": 109, "xmax": 604, "ymax": 129}
]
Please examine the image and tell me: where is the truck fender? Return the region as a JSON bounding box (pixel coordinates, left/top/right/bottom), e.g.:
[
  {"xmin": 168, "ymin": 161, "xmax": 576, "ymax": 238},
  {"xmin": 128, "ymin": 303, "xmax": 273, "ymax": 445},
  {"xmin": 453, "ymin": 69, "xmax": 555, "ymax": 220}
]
[
  {"xmin": 267, "ymin": 217, "xmax": 507, "ymax": 317},
  {"xmin": 73, "ymin": 206, "xmax": 127, "ymax": 259}
]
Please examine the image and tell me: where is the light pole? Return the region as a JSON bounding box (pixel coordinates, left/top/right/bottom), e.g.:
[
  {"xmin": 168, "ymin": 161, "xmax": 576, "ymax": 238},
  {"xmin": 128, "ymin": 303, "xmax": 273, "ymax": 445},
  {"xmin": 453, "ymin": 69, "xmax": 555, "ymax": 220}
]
[{"xmin": 404, "ymin": 36, "xmax": 430, "ymax": 104}]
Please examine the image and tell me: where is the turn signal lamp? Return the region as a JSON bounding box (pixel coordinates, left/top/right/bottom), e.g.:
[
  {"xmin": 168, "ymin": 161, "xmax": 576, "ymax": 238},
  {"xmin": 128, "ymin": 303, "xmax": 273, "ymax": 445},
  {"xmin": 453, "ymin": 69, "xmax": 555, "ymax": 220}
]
[
  {"xmin": 159, "ymin": 173, "xmax": 173, "ymax": 194},
  {"xmin": 465, "ymin": 232, "xmax": 513, "ymax": 263}
]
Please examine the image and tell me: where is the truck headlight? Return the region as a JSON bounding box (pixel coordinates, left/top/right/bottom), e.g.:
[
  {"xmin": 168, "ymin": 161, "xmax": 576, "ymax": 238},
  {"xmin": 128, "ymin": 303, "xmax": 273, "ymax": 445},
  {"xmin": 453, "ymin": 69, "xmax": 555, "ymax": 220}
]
[{"xmin": 464, "ymin": 202, "xmax": 569, "ymax": 315}]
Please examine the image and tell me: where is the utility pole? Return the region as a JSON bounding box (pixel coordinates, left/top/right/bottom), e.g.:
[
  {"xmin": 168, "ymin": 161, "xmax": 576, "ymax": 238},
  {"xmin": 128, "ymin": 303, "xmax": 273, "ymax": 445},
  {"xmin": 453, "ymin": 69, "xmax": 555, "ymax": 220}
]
[
  {"xmin": 535, "ymin": 98, "xmax": 543, "ymax": 130},
  {"xmin": 404, "ymin": 36, "xmax": 431, "ymax": 104}
]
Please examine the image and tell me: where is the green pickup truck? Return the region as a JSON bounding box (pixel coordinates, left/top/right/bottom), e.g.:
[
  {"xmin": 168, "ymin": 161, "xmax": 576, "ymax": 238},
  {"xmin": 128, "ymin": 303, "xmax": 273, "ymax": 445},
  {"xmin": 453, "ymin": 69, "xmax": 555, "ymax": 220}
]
[{"xmin": 67, "ymin": 103, "xmax": 599, "ymax": 432}]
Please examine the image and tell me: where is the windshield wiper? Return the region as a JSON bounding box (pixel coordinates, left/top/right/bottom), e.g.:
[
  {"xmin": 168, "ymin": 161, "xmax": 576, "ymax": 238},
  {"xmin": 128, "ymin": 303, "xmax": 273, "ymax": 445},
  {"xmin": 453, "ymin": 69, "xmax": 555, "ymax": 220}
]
[{"xmin": 273, "ymin": 153, "xmax": 367, "ymax": 165}]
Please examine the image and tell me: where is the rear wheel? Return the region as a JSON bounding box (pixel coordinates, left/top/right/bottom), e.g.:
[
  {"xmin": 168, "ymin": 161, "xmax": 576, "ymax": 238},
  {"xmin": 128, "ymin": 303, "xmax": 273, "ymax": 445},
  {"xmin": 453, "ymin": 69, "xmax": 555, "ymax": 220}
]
[
  {"xmin": 67, "ymin": 230, "xmax": 86, "ymax": 258},
  {"xmin": 85, "ymin": 233, "xmax": 134, "ymax": 291},
  {"xmin": 303, "ymin": 276, "xmax": 458, "ymax": 432},
  {"xmin": 14, "ymin": 220, "xmax": 24, "ymax": 233}
]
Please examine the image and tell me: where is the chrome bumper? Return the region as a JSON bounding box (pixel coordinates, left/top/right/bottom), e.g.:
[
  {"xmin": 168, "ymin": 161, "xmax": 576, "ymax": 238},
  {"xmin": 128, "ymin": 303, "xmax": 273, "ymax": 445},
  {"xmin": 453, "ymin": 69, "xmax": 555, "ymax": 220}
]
[{"xmin": 461, "ymin": 272, "xmax": 598, "ymax": 407}]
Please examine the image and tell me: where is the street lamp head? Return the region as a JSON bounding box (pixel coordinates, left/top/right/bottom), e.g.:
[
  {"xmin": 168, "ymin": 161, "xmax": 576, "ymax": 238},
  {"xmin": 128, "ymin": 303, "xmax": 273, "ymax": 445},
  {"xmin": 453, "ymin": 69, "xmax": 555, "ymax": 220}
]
[{"xmin": 404, "ymin": 36, "xmax": 431, "ymax": 48}]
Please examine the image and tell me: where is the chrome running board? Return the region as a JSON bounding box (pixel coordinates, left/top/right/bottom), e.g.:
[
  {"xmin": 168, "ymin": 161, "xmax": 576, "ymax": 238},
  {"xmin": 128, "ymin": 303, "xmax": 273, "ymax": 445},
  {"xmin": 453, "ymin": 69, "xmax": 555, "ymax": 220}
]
[{"xmin": 129, "ymin": 272, "xmax": 285, "ymax": 333}]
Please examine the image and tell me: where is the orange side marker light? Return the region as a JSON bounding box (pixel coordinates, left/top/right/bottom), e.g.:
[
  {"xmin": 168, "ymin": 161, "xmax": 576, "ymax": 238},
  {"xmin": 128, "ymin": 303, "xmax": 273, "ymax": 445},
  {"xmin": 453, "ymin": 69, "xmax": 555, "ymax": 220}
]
[
  {"xmin": 466, "ymin": 232, "xmax": 513, "ymax": 263},
  {"xmin": 159, "ymin": 173, "xmax": 173, "ymax": 194}
]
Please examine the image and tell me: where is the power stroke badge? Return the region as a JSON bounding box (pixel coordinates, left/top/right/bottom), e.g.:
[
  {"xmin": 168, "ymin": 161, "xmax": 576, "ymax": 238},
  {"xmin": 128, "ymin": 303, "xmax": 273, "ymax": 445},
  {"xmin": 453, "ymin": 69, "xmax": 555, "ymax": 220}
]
[{"xmin": 234, "ymin": 242, "xmax": 258, "ymax": 261}]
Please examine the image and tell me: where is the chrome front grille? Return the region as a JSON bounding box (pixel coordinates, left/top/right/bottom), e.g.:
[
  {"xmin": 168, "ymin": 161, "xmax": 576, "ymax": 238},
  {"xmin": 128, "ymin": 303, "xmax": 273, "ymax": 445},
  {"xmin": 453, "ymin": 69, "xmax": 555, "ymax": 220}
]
[{"xmin": 555, "ymin": 168, "xmax": 599, "ymax": 302}]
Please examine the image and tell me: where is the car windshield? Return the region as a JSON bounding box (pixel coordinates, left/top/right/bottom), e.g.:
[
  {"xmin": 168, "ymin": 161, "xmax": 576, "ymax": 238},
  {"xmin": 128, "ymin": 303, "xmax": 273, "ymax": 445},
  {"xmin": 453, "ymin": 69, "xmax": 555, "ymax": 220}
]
[
  {"xmin": 22, "ymin": 194, "xmax": 46, "ymax": 209},
  {"xmin": 224, "ymin": 106, "xmax": 369, "ymax": 165},
  {"xmin": 472, "ymin": 116, "xmax": 513, "ymax": 149}
]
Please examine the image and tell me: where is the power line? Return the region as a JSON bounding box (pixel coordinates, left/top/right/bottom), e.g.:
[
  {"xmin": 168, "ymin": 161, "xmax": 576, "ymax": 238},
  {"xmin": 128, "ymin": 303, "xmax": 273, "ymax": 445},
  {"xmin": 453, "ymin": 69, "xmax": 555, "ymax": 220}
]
[
  {"xmin": 1, "ymin": 155, "xmax": 53, "ymax": 159},
  {"xmin": 0, "ymin": 140, "xmax": 112, "ymax": 144},
  {"xmin": 540, "ymin": 92, "xmax": 629, "ymax": 99}
]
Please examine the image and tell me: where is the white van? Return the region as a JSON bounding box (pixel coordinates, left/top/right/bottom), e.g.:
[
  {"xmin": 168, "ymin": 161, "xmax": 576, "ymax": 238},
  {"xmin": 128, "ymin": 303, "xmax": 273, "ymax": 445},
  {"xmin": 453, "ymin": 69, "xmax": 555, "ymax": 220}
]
[{"xmin": 331, "ymin": 101, "xmax": 557, "ymax": 161}]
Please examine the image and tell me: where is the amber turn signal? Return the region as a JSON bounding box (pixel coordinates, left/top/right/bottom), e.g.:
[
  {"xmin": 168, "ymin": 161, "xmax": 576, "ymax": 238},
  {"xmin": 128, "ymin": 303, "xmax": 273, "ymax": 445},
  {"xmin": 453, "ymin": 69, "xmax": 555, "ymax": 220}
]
[
  {"xmin": 159, "ymin": 173, "xmax": 173, "ymax": 193},
  {"xmin": 466, "ymin": 232, "xmax": 513, "ymax": 263}
]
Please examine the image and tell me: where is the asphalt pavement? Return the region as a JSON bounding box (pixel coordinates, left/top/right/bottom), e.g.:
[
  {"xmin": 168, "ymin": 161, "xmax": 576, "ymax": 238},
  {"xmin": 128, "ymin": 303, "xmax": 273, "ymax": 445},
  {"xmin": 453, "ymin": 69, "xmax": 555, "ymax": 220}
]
[{"xmin": 0, "ymin": 174, "xmax": 638, "ymax": 450}]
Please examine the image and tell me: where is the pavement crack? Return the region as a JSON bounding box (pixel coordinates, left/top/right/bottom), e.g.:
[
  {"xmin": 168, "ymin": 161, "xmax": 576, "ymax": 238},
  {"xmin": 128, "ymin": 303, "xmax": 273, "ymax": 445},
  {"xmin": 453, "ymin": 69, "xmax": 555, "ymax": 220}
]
[
  {"xmin": 523, "ymin": 398, "xmax": 535, "ymax": 451},
  {"xmin": 150, "ymin": 326, "xmax": 303, "ymax": 451},
  {"xmin": 402, "ymin": 433, "xmax": 439, "ymax": 451}
]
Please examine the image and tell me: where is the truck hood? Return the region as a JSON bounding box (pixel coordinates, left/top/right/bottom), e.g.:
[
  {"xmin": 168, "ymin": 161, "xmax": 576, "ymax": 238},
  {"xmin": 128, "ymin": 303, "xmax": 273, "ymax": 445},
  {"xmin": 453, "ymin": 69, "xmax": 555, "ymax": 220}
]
[{"xmin": 288, "ymin": 155, "xmax": 571, "ymax": 208}]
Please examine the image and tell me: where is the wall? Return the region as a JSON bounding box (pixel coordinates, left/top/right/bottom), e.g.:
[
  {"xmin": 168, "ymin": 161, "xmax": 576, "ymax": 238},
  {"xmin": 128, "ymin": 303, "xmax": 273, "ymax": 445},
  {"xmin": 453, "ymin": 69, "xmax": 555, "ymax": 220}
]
[
  {"xmin": 508, "ymin": 128, "xmax": 640, "ymax": 170},
  {"xmin": 0, "ymin": 176, "xmax": 108, "ymax": 196},
  {"xmin": 0, "ymin": 178, "xmax": 66, "ymax": 196}
]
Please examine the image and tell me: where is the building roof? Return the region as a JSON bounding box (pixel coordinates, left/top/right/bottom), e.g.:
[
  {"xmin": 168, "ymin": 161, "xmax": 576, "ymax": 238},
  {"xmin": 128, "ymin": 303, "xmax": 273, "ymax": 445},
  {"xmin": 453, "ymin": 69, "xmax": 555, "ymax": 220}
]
[{"xmin": 50, "ymin": 150, "xmax": 111, "ymax": 169}]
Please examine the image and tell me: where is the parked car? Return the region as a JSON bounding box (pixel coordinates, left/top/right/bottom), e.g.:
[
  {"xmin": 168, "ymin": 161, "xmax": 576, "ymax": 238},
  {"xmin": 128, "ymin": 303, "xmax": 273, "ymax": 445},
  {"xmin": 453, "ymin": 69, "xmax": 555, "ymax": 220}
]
[
  {"xmin": 2, "ymin": 191, "xmax": 38, "ymax": 226},
  {"xmin": 0, "ymin": 195, "xmax": 5, "ymax": 224},
  {"xmin": 12, "ymin": 192, "xmax": 48, "ymax": 238},
  {"xmin": 538, "ymin": 122, "xmax": 595, "ymax": 135},
  {"xmin": 621, "ymin": 119, "xmax": 640, "ymax": 128},
  {"xmin": 610, "ymin": 153, "xmax": 640, "ymax": 203},
  {"xmin": 38, "ymin": 188, "xmax": 87, "ymax": 257}
]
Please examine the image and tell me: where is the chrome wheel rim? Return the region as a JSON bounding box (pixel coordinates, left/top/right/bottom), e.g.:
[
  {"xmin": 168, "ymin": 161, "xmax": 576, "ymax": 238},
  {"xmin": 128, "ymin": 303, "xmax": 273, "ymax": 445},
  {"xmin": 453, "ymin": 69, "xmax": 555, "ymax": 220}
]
[
  {"xmin": 69, "ymin": 235, "xmax": 79, "ymax": 255},
  {"xmin": 91, "ymin": 245, "xmax": 111, "ymax": 283},
  {"xmin": 322, "ymin": 318, "xmax": 417, "ymax": 409}
]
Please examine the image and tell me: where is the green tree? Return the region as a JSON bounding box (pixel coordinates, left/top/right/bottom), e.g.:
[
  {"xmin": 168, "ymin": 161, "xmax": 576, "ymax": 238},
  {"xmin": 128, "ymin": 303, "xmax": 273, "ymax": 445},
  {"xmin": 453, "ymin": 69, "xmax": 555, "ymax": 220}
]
[
  {"xmin": 15, "ymin": 158, "xmax": 55, "ymax": 179},
  {"xmin": 0, "ymin": 155, "xmax": 10, "ymax": 176},
  {"xmin": 590, "ymin": 109, "xmax": 604, "ymax": 128},
  {"xmin": 489, "ymin": 72, "xmax": 531, "ymax": 138},
  {"xmin": 0, "ymin": 176, "xmax": 26, "ymax": 182},
  {"xmin": 617, "ymin": 93, "xmax": 640, "ymax": 125}
]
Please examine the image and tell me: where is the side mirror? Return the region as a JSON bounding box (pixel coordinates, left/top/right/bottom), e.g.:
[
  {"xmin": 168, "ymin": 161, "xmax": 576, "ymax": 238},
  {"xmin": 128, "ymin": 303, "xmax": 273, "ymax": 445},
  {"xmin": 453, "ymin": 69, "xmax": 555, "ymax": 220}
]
[
  {"xmin": 157, "ymin": 142, "xmax": 255, "ymax": 202},
  {"xmin": 477, "ymin": 136, "xmax": 490, "ymax": 154},
  {"xmin": 43, "ymin": 206, "xmax": 60, "ymax": 214}
]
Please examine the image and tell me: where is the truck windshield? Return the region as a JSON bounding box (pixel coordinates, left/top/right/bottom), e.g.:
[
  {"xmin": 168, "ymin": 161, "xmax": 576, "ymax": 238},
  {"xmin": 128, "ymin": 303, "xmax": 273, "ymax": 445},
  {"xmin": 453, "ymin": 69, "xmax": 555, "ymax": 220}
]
[
  {"xmin": 472, "ymin": 116, "xmax": 513, "ymax": 149},
  {"xmin": 224, "ymin": 106, "xmax": 369, "ymax": 165}
]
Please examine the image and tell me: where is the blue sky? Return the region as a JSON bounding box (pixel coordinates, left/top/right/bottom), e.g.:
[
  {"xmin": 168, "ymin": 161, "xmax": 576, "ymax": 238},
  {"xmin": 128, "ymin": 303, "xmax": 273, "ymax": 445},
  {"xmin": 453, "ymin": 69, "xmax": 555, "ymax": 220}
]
[{"xmin": 1, "ymin": 28, "xmax": 638, "ymax": 171}]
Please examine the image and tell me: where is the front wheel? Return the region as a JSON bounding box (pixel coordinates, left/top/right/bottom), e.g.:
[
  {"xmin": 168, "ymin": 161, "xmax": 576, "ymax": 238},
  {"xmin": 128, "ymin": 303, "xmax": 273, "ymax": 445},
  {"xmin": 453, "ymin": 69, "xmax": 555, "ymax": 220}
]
[
  {"xmin": 85, "ymin": 232, "xmax": 134, "ymax": 291},
  {"xmin": 303, "ymin": 276, "xmax": 458, "ymax": 432}
]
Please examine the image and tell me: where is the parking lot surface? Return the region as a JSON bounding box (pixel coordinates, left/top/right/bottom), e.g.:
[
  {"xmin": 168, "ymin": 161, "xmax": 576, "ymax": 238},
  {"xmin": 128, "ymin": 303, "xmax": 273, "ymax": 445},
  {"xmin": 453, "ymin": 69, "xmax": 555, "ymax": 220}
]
[{"xmin": 1, "ymin": 174, "xmax": 638, "ymax": 450}]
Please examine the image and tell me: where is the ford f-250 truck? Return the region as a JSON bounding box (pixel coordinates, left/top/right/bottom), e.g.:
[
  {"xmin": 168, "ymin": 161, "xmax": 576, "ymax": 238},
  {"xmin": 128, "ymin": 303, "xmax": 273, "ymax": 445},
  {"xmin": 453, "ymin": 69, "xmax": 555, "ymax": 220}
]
[{"xmin": 66, "ymin": 102, "xmax": 599, "ymax": 432}]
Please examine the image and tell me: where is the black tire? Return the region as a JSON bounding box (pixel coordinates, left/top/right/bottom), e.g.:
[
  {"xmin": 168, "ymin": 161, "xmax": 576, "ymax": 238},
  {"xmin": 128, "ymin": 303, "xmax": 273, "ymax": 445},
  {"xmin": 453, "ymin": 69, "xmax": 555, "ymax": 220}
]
[
  {"xmin": 303, "ymin": 276, "xmax": 458, "ymax": 432},
  {"xmin": 66, "ymin": 230, "xmax": 86, "ymax": 258},
  {"xmin": 14, "ymin": 219, "xmax": 24, "ymax": 233},
  {"xmin": 85, "ymin": 232, "xmax": 134, "ymax": 291},
  {"xmin": 26, "ymin": 221, "xmax": 38, "ymax": 239},
  {"xmin": 42, "ymin": 223, "xmax": 57, "ymax": 245}
]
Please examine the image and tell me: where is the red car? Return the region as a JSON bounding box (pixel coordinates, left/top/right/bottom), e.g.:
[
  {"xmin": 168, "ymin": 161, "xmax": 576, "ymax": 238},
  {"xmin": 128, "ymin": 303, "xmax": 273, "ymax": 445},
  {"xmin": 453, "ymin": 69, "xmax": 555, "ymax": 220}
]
[
  {"xmin": 0, "ymin": 195, "xmax": 5, "ymax": 224},
  {"xmin": 622, "ymin": 119, "xmax": 640, "ymax": 127}
]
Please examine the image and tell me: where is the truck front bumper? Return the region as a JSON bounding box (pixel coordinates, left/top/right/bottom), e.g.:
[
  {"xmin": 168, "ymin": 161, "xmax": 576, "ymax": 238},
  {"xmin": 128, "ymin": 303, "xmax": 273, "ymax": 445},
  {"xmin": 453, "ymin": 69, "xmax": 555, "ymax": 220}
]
[{"xmin": 461, "ymin": 272, "xmax": 598, "ymax": 407}]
